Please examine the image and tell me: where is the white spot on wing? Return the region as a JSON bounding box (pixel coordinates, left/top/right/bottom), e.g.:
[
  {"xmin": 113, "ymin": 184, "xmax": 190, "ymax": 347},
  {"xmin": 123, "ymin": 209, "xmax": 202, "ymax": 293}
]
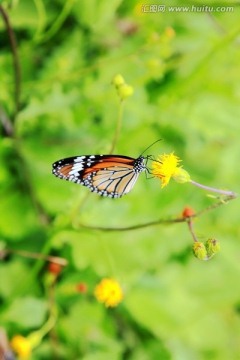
[
  {"xmin": 69, "ymin": 163, "xmax": 84, "ymax": 174},
  {"xmin": 74, "ymin": 156, "xmax": 86, "ymax": 162}
]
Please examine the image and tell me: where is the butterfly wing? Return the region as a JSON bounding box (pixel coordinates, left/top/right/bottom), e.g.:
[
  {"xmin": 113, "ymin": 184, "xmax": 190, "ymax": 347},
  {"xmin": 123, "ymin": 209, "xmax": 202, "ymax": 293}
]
[{"xmin": 52, "ymin": 155, "xmax": 146, "ymax": 198}]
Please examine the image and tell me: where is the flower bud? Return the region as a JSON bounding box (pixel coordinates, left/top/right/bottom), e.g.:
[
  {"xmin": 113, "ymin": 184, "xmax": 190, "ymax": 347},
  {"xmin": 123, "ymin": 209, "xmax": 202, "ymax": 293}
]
[
  {"xmin": 205, "ymin": 238, "xmax": 220, "ymax": 258},
  {"xmin": 48, "ymin": 262, "xmax": 62, "ymax": 276},
  {"xmin": 117, "ymin": 84, "xmax": 134, "ymax": 100},
  {"xmin": 76, "ymin": 282, "xmax": 88, "ymax": 294},
  {"xmin": 172, "ymin": 168, "xmax": 191, "ymax": 184},
  {"xmin": 182, "ymin": 206, "xmax": 195, "ymax": 218},
  {"xmin": 112, "ymin": 74, "xmax": 125, "ymax": 88},
  {"xmin": 192, "ymin": 241, "xmax": 208, "ymax": 260}
]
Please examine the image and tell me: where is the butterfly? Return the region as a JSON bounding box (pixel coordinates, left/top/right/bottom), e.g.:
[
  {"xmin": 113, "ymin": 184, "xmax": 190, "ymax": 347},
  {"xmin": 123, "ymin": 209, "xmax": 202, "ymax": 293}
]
[{"xmin": 52, "ymin": 154, "xmax": 148, "ymax": 198}]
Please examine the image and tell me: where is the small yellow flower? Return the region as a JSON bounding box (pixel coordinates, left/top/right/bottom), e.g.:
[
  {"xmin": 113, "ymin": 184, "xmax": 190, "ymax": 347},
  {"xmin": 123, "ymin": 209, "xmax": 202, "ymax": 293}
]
[
  {"xmin": 11, "ymin": 335, "xmax": 31, "ymax": 359},
  {"xmin": 152, "ymin": 152, "xmax": 190, "ymax": 188},
  {"xmin": 94, "ymin": 278, "xmax": 123, "ymax": 308}
]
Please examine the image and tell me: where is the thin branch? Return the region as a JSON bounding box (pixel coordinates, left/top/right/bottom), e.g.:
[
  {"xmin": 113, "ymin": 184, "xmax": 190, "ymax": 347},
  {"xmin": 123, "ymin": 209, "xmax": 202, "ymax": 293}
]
[
  {"xmin": 186, "ymin": 218, "xmax": 198, "ymax": 242},
  {"xmin": 76, "ymin": 194, "xmax": 236, "ymax": 232},
  {"xmin": 78, "ymin": 217, "xmax": 184, "ymax": 232},
  {"xmin": 1, "ymin": 248, "xmax": 68, "ymax": 266},
  {"xmin": 195, "ymin": 194, "xmax": 237, "ymax": 217},
  {"xmin": 0, "ymin": 5, "xmax": 21, "ymax": 120}
]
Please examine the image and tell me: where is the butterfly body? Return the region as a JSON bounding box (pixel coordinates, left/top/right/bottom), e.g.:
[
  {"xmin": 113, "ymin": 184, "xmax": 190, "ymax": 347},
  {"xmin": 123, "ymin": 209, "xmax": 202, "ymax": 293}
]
[{"xmin": 52, "ymin": 154, "xmax": 146, "ymax": 198}]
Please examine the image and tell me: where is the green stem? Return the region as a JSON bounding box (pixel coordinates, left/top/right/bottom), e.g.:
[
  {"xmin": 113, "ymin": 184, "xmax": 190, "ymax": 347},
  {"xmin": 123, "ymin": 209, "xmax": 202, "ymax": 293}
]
[
  {"xmin": 33, "ymin": 0, "xmax": 47, "ymax": 40},
  {"xmin": 28, "ymin": 306, "xmax": 57, "ymax": 348},
  {"xmin": 190, "ymin": 180, "xmax": 237, "ymax": 197},
  {"xmin": 34, "ymin": 0, "xmax": 75, "ymax": 43}
]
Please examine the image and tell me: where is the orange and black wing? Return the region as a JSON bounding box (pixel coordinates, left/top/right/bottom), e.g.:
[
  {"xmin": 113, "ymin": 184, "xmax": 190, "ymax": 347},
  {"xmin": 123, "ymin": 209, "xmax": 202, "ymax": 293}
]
[{"xmin": 52, "ymin": 155, "xmax": 146, "ymax": 198}]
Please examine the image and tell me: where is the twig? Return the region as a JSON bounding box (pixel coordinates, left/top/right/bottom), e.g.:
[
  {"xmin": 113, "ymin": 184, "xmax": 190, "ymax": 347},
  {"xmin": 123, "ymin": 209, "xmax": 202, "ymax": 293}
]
[
  {"xmin": 76, "ymin": 194, "xmax": 236, "ymax": 232},
  {"xmin": 2, "ymin": 248, "xmax": 68, "ymax": 266},
  {"xmin": 78, "ymin": 217, "xmax": 184, "ymax": 232},
  {"xmin": 186, "ymin": 218, "xmax": 198, "ymax": 242},
  {"xmin": 195, "ymin": 194, "xmax": 237, "ymax": 217}
]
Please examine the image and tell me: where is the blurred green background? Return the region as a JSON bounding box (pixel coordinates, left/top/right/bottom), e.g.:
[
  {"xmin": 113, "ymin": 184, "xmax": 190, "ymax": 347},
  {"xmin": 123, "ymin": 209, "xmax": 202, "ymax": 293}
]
[{"xmin": 0, "ymin": 0, "xmax": 240, "ymax": 359}]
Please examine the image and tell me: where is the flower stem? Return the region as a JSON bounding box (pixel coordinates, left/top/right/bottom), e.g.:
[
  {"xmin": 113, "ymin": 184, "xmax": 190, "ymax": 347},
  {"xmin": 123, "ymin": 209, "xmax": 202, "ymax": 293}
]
[
  {"xmin": 187, "ymin": 218, "xmax": 198, "ymax": 242},
  {"xmin": 28, "ymin": 307, "xmax": 57, "ymax": 348},
  {"xmin": 34, "ymin": 0, "xmax": 75, "ymax": 43},
  {"xmin": 190, "ymin": 180, "xmax": 237, "ymax": 197}
]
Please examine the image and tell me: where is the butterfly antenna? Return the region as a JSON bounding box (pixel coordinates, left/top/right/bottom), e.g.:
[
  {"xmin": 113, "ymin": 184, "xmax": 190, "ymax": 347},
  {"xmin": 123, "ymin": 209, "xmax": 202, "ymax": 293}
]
[{"xmin": 140, "ymin": 139, "xmax": 162, "ymax": 157}]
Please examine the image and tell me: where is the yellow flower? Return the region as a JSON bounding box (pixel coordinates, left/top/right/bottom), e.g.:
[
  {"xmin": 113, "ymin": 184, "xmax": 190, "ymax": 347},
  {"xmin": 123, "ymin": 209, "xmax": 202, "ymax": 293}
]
[
  {"xmin": 94, "ymin": 278, "xmax": 123, "ymax": 308},
  {"xmin": 11, "ymin": 335, "xmax": 31, "ymax": 359},
  {"xmin": 152, "ymin": 152, "xmax": 190, "ymax": 188}
]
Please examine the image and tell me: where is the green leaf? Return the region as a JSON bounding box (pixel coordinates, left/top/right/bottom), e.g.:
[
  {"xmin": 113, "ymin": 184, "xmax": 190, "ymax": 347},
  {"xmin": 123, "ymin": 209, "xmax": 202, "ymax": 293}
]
[
  {"xmin": 3, "ymin": 296, "xmax": 48, "ymax": 329},
  {"xmin": 0, "ymin": 260, "xmax": 30, "ymax": 299}
]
